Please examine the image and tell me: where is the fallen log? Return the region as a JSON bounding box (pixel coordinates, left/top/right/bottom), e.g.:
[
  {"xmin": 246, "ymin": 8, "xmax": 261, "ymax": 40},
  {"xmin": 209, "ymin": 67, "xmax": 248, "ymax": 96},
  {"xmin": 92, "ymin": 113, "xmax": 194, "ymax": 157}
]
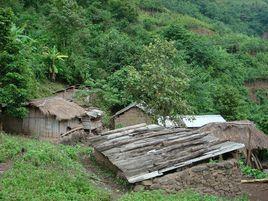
[{"xmin": 241, "ymin": 178, "xmax": 268, "ymax": 183}]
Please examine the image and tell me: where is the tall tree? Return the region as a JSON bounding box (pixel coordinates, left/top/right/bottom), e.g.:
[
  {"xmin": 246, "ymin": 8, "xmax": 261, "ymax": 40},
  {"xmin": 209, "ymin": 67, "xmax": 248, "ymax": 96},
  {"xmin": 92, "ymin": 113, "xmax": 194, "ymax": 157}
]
[
  {"xmin": 127, "ymin": 38, "xmax": 190, "ymax": 119},
  {"xmin": 0, "ymin": 8, "xmax": 35, "ymax": 117}
]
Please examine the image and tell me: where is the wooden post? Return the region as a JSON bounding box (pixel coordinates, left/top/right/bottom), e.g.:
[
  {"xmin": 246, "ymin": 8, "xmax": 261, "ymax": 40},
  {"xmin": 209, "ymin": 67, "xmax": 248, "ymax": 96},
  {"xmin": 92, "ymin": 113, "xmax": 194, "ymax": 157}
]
[{"xmin": 246, "ymin": 127, "xmax": 252, "ymax": 166}]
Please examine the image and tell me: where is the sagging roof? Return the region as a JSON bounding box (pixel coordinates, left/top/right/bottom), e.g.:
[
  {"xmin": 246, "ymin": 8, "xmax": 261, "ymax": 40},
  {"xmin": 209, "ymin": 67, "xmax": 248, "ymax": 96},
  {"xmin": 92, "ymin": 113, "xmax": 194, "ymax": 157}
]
[
  {"xmin": 91, "ymin": 123, "xmax": 244, "ymax": 183},
  {"xmin": 200, "ymin": 121, "xmax": 268, "ymax": 150},
  {"xmin": 28, "ymin": 97, "xmax": 86, "ymax": 121},
  {"xmin": 113, "ymin": 102, "xmax": 149, "ymax": 118}
]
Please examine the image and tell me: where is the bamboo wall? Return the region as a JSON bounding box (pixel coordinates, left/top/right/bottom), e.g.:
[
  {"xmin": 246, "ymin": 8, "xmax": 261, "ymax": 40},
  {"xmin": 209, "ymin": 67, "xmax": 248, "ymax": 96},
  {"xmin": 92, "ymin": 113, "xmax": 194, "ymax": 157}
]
[{"xmin": 2, "ymin": 107, "xmax": 81, "ymax": 141}]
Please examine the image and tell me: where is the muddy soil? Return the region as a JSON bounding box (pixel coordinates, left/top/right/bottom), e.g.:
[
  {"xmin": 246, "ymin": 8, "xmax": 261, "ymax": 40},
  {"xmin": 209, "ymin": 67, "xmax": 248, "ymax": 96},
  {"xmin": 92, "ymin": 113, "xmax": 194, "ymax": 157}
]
[{"xmin": 242, "ymin": 182, "xmax": 268, "ymax": 201}]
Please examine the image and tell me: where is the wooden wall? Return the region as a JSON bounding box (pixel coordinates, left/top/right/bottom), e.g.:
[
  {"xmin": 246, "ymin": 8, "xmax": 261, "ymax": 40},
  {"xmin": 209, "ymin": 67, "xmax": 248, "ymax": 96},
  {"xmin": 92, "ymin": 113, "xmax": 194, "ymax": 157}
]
[
  {"xmin": 2, "ymin": 107, "xmax": 81, "ymax": 141},
  {"xmin": 114, "ymin": 107, "xmax": 152, "ymax": 128}
]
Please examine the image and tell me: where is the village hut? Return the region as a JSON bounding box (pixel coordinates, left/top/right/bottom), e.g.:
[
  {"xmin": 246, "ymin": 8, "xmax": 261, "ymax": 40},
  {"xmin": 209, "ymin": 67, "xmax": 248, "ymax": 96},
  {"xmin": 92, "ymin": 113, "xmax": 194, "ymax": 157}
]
[
  {"xmin": 200, "ymin": 121, "xmax": 268, "ymax": 168},
  {"xmin": 82, "ymin": 109, "xmax": 104, "ymax": 133},
  {"xmin": 112, "ymin": 103, "xmax": 153, "ymax": 128},
  {"xmin": 1, "ymin": 97, "xmax": 86, "ymax": 142},
  {"xmin": 60, "ymin": 108, "xmax": 104, "ymax": 145},
  {"xmin": 90, "ymin": 123, "xmax": 245, "ymax": 196}
]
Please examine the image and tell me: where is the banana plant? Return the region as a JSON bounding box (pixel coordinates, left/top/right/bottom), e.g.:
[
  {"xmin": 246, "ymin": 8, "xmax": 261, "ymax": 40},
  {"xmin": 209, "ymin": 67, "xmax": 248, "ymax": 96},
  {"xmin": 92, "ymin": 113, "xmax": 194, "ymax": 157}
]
[
  {"xmin": 43, "ymin": 46, "xmax": 68, "ymax": 81},
  {"xmin": 10, "ymin": 23, "xmax": 34, "ymax": 43}
]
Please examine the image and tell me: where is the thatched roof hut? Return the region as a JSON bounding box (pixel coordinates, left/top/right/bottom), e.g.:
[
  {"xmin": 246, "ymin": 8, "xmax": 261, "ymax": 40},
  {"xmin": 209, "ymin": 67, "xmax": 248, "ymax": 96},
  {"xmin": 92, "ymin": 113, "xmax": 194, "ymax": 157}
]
[
  {"xmin": 2, "ymin": 97, "xmax": 86, "ymax": 142},
  {"xmin": 199, "ymin": 121, "xmax": 268, "ymax": 150},
  {"xmin": 28, "ymin": 97, "xmax": 85, "ymax": 121}
]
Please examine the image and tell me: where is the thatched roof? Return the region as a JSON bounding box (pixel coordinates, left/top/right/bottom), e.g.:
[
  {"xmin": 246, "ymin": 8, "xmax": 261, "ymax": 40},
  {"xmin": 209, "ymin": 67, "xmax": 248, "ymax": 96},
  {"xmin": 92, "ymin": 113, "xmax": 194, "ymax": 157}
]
[
  {"xmin": 28, "ymin": 97, "xmax": 86, "ymax": 121},
  {"xmin": 199, "ymin": 121, "xmax": 268, "ymax": 150},
  {"xmin": 91, "ymin": 123, "xmax": 244, "ymax": 183}
]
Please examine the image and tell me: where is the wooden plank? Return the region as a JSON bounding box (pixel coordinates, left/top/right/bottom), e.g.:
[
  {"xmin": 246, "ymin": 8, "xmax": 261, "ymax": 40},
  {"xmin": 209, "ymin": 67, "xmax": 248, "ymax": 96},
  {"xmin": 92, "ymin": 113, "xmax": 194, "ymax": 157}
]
[
  {"xmin": 159, "ymin": 142, "xmax": 245, "ymax": 173},
  {"xmin": 128, "ymin": 171, "xmax": 162, "ymax": 183}
]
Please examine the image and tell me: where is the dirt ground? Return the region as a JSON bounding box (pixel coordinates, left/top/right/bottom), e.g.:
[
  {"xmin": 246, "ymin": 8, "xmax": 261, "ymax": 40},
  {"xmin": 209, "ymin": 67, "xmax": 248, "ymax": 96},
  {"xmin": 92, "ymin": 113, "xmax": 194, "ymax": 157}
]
[
  {"xmin": 0, "ymin": 161, "xmax": 12, "ymax": 175},
  {"xmin": 242, "ymin": 183, "xmax": 268, "ymax": 201}
]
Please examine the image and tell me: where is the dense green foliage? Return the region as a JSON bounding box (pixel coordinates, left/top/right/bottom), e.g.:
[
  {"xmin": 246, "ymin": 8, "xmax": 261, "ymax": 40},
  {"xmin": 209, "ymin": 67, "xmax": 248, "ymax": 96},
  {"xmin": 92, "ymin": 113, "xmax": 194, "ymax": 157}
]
[
  {"xmin": 0, "ymin": 1, "xmax": 267, "ymax": 132},
  {"xmin": 119, "ymin": 190, "xmax": 247, "ymax": 201},
  {"xmin": 0, "ymin": 133, "xmax": 110, "ymax": 201}
]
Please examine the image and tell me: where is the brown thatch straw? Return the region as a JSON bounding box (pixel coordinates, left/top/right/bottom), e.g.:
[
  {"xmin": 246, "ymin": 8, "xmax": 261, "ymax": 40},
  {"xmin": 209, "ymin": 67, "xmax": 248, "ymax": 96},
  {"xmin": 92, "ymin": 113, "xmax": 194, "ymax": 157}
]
[
  {"xmin": 28, "ymin": 97, "xmax": 85, "ymax": 121},
  {"xmin": 199, "ymin": 121, "xmax": 268, "ymax": 150}
]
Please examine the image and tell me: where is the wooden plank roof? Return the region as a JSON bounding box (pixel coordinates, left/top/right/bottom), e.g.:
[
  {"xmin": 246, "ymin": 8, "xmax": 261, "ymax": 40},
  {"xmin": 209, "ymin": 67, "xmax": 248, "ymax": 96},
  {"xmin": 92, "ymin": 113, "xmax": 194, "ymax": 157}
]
[{"xmin": 91, "ymin": 124, "xmax": 245, "ymax": 183}]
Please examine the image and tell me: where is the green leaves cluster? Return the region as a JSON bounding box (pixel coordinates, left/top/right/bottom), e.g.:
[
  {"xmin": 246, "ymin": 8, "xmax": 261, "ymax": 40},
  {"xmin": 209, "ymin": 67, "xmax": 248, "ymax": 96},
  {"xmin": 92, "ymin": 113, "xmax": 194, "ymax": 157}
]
[
  {"xmin": 127, "ymin": 38, "xmax": 190, "ymax": 118},
  {"xmin": 239, "ymin": 160, "xmax": 268, "ymax": 179}
]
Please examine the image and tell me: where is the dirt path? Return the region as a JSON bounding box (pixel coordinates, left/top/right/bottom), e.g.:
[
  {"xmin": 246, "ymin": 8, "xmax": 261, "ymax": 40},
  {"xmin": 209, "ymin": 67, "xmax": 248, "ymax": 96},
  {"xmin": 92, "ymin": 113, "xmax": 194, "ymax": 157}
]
[
  {"xmin": 242, "ymin": 182, "xmax": 268, "ymax": 201},
  {"xmin": 0, "ymin": 161, "xmax": 12, "ymax": 175},
  {"xmin": 81, "ymin": 156, "xmax": 130, "ymax": 201}
]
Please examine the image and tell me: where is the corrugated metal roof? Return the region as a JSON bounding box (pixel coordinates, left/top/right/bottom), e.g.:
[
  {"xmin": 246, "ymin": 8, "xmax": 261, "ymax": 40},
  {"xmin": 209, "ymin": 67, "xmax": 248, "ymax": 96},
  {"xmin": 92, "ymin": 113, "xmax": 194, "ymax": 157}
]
[
  {"xmin": 158, "ymin": 115, "xmax": 226, "ymax": 128},
  {"xmin": 181, "ymin": 115, "xmax": 226, "ymax": 128}
]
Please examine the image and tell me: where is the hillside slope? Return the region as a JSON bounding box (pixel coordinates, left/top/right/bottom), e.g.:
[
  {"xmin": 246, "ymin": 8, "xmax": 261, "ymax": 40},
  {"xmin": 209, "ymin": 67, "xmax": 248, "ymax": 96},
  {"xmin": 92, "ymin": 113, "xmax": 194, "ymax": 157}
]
[{"xmin": 0, "ymin": 0, "xmax": 267, "ymax": 133}]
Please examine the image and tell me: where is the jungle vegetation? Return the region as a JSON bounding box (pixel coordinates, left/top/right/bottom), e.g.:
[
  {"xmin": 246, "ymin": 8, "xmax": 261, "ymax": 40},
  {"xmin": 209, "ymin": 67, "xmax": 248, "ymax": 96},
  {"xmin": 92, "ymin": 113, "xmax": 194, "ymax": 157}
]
[{"xmin": 0, "ymin": 0, "xmax": 267, "ymax": 133}]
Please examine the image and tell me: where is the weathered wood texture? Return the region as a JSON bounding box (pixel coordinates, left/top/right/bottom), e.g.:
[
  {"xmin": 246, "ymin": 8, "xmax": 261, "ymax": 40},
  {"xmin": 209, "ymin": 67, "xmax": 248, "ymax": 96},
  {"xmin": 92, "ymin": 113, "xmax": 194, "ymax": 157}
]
[
  {"xmin": 2, "ymin": 107, "xmax": 81, "ymax": 142},
  {"xmin": 92, "ymin": 124, "xmax": 245, "ymax": 183}
]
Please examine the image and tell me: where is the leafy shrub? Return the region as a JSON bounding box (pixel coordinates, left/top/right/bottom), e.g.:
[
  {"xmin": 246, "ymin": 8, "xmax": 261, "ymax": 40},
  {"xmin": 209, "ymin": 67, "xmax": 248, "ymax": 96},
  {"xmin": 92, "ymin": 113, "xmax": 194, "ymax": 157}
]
[{"xmin": 239, "ymin": 160, "xmax": 268, "ymax": 179}]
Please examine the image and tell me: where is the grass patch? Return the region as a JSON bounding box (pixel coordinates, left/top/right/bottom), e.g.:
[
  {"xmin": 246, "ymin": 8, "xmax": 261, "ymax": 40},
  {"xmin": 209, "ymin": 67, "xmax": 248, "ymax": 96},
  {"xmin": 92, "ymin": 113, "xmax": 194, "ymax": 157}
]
[
  {"xmin": 0, "ymin": 133, "xmax": 110, "ymax": 201},
  {"xmin": 119, "ymin": 190, "xmax": 248, "ymax": 201}
]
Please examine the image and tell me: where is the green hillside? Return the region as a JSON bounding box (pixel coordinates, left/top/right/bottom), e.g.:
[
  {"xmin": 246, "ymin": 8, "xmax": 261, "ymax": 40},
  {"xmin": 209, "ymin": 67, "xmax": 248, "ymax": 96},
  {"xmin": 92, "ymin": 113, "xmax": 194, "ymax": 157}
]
[
  {"xmin": 0, "ymin": 133, "xmax": 248, "ymax": 200},
  {"xmin": 0, "ymin": 0, "xmax": 267, "ymax": 132}
]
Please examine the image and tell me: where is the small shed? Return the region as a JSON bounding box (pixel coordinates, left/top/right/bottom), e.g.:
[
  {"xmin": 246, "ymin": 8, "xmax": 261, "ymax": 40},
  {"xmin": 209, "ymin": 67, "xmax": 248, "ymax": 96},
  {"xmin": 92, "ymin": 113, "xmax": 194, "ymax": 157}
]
[
  {"xmin": 112, "ymin": 103, "xmax": 153, "ymax": 128},
  {"xmin": 90, "ymin": 124, "xmax": 244, "ymax": 183},
  {"xmin": 2, "ymin": 97, "xmax": 86, "ymax": 142},
  {"xmin": 82, "ymin": 109, "xmax": 104, "ymax": 133}
]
